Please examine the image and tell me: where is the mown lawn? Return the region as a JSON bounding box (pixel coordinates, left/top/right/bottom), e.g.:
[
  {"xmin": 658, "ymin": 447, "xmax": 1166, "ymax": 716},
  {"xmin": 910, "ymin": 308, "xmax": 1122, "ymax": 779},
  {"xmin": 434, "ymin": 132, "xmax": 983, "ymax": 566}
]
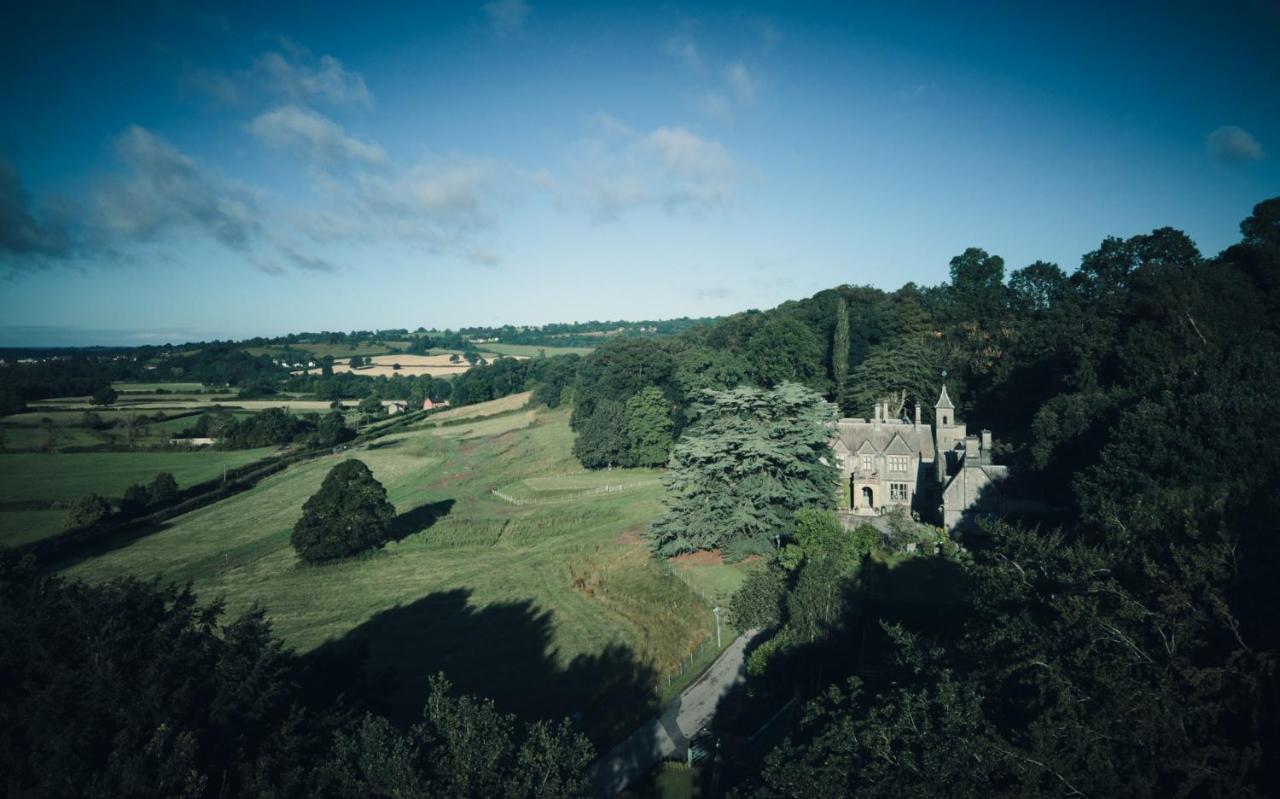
[{"xmin": 63, "ymin": 399, "xmax": 716, "ymax": 743}]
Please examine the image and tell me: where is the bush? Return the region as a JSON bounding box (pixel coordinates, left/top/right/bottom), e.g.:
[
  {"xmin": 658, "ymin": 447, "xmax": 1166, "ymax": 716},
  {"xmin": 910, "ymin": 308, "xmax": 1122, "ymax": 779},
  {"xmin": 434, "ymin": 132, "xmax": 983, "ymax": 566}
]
[
  {"xmin": 357, "ymin": 395, "xmax": 384, "ymax": 417},
  {"xmin": 291, "ymin": 460, "xmax": 396, "ymax": 562},
  {"xmin": 730, "ymin": 562, "xmax": 788, "ymax": 630},
  {"xmin": 120, "ymin": 484, "xmax": 151, "ymax": 516},
  {"xmin": 149, "ymin": 472, "xmax": 179, "ymax": 505},
  {"xmin": 91, "ymin": 385, "xmax": 117, "ymax": 406},
  {"xmin": 313, "ymin": 411, "xmax": 354, "ymax": 448},
  {"xmin": 66, "ymin": 494, "xmax": 112, "ymax": 527}
]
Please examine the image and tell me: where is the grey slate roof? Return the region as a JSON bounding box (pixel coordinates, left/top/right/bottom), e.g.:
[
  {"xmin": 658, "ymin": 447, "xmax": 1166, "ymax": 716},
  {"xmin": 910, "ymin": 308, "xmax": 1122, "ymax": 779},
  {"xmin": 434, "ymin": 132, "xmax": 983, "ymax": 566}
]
[{"xmin": 833, "ymin": 419, "xmax": 936, "ymax": 461}]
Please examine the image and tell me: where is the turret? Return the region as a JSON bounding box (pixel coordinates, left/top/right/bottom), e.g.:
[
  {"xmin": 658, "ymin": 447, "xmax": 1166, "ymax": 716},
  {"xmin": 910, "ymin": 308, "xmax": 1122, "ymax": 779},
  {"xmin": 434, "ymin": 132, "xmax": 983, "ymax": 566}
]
[
  {"xmin": 933, "ymin": 383, "xmax": 962, "ymax": 480},
  {"xmin": 934, "ymin": 384, "xmax": 955, "ymax": 426}
]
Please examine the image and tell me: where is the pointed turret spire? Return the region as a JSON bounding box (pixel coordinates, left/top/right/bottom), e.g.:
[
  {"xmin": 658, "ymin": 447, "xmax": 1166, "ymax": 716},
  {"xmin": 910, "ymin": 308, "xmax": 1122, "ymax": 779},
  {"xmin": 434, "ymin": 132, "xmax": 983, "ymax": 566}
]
[{"xmin": 935, "ymin": 383, "xmax": 954, "ymax": 410}]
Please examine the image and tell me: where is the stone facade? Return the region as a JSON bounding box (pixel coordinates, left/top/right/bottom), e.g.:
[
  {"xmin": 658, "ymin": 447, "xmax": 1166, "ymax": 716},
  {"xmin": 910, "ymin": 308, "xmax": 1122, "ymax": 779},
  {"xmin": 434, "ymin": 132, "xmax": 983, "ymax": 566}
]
[{"xmin": 832, "ymin": 385, "xmax": 1006, "ymax": 531}]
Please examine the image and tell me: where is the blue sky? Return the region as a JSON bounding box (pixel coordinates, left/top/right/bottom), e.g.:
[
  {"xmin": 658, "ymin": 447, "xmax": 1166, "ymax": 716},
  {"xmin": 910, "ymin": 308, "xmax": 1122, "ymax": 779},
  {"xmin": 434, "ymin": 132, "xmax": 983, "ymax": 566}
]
[{"xmin": 1, "ymin": 0, "xmax": 1277, "ymax": 345}]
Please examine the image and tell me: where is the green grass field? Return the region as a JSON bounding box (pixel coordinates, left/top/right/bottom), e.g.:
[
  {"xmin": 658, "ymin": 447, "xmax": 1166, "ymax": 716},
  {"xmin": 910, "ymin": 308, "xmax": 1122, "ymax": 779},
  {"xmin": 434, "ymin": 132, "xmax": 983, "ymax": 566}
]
[
  {"xmin": 61, "ymin": 397, "xmax": 719, "ymax": 742},
  {"xmin": 0, "ymin": 449, "xmax": 275, "ymax": 547},
  {"xmin": 111, "ymin": 382, "xmax": 208, "ymax": 393},
  {"xmin": 0, "ymin": 408, "xmax": 255, "ymax": 452},
  {"xmin": 481, "ymin": 342, "xmax": 596, "ymax": 357}
]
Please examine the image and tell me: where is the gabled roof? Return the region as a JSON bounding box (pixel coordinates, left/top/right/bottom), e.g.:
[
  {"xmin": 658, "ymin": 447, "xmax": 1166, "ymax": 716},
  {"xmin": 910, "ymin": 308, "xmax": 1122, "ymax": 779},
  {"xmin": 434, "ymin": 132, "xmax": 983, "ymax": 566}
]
[
  {"xmin": 885, "ymin": 433, "xmax": 915, "ymax": 455},
  {"xmin": 832, "ymin": 438, "xmax": 851, "ymax": 455},
  {"xmin": 833, "ymin": 418, "xmax": 936, "ymax": 461},
  {"xmin": 935, "ymin": 384, "xmax": 955, "ymax": 410}
]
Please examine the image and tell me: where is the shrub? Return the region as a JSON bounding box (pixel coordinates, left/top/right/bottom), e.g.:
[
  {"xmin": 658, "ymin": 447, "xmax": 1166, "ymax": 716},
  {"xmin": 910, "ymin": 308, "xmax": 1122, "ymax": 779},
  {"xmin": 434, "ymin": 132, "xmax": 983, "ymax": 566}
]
[
  {"xmin": 149, "ymin": 472, "xmax": 179, "ymax": 505},
  {"xmin": 730, "ymin": 562, "xmax": 788, "ymax": 630},
  {"xmin": 66, "ymin": 494, "xmax": 112, "ymax": 527},
  {"xmin": 91, "ymin": 385, "xmax": 117, "ymax": 406},
  {"xmin": 120, "ymin": 484, "xmax": 151, "ymax": 516},
  {"xmin": 291, "ymin": 459, "xmax": 396, "ymax": 563}
]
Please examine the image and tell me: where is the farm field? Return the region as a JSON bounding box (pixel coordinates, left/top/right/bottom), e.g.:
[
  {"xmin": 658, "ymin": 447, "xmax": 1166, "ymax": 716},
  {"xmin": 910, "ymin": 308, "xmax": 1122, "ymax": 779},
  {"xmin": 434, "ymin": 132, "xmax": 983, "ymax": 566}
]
[
  {"xmin": 244, "ymin": 342, "xmax": 400, "ymax": 359},
  {"xmin": 482, "ymin": 342, "xmax": 595, "ymax": 357},
  {"xmin": 27, "ymin": 396, "xmax": 334, "ymax": 413},
  {"xmin": 428, "ymin": 390, "xmax": 530, "ymax": 420},
  {"xmin": 62, "ymin": 395, "xmax": 721, "ymax": 743},
  {"xmin": 0, "ymin": 448, "xmax": 276, "ymax": 546},
  {"xmin": 0, "ymin": 408, "xmax": 257, "ymax": 451},
  {"xmin": 111, "ymin": 381, "xmax": 208, "ymax": 393},
  {"xmin": 309, "ymin": 352, "xmax": 525, "ymax": 378}
]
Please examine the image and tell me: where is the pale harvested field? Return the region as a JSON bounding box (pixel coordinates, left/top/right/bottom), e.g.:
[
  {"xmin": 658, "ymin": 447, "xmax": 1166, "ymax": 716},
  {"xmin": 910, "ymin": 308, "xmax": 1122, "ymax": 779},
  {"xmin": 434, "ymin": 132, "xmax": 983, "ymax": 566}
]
[
  {"xmin": 298, "ymin": 352, "xmax": 526, "ymax": 378},
  {"xmin": 427, "ymin": 391, "xmax": 532, "ymax": 421}
]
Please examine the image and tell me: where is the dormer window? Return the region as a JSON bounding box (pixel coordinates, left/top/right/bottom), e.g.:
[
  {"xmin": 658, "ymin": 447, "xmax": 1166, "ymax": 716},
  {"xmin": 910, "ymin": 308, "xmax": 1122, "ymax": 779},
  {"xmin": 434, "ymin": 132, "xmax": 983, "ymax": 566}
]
[
  {"xmin": 861, "ymin": 455, "xmax": 874, "ymax": 472},
  {"xmin": 888, "ymin": 455, "xmax": 909, "ymax": 473}
]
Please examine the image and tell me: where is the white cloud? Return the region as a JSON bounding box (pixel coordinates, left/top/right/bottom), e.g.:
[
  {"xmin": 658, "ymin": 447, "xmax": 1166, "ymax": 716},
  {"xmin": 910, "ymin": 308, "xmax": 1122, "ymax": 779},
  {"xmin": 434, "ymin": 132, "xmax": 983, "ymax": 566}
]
[
  {"xmin": 97, "ymin": 126, "xmax": 263, "ymax": 251},
  {"xmin": 562, "ymin": 120, "xmax": 740, "ymax": 221},
  {"xmin": 1206, "ymin": 125, "xmax": 1264, "ymax": 163},
  {"xmin": 589, "ymin": 112, "xmax": 634, "ymax": 137},
  {"xmin": 254, "ymin": 43, "xmax": 373, "ymax": 108},
  {"xmin": 643, "ymin": 126, "xmax": 736, "ymax": 208},
  {"xmin": 249, "ymin": 105, "xmax": 387, "ymax": 169},
  {"xmin": 87, "ymin": 126, "xmax": 337, "ymax": 276},
  {"xmin": 665, "ymin": 31, "xmax": 702, "ymax": 68},
  {"xmin": 725, "ymin": 62, "xmax": 757, "ymax": 104},
  {"xmin": 697, "ymin": 92, "xmax": 733, "ymax": 121},
  {"xmin": 485, "ymin": 0, "xmax": 530, "ymax": 36}
]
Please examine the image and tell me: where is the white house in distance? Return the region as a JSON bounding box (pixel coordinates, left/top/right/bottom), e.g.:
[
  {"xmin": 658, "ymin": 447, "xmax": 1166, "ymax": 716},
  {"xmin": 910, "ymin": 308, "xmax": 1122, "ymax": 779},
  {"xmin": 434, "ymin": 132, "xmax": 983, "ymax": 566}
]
[{"xmin": 832, "ymin": 385, "xmax": 1007, "ymax": 531}]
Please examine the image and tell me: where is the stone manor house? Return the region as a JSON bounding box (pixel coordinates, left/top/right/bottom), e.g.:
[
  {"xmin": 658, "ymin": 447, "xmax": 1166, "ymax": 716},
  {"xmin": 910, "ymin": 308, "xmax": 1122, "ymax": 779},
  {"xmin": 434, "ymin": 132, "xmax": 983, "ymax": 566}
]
[{"xmin": 832, "ymin": 385, "xmax": 1007, "ymax": 530}]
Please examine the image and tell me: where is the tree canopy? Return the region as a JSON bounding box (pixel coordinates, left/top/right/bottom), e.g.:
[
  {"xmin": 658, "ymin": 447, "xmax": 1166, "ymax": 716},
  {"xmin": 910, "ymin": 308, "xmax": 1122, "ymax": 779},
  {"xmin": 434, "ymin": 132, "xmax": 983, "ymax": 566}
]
[
  {"xmin": 291, "ymin": 459, "xmax": 397, "ymax": 562},
  {"xmin": 647, "ymin": 383, "xmax": 837, "ymax": 558}
]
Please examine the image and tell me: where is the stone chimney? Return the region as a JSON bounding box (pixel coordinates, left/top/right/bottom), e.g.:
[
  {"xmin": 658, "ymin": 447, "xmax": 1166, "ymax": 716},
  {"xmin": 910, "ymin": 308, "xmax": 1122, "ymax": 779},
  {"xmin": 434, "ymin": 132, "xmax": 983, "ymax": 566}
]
[
  {"xmin": 964, "ymin": 435, "xmax": 979, "ymax": 462},
  {"xmin": 981, "ymin": 429, "xmax": 993, "ymax": 452},
  {"xmin": 914, "ymin": 404, "xmax": 921, "ymax": 428},
  {"xmin": 873, "ymin": 403, "xmax": 882, "ymax": 428}
]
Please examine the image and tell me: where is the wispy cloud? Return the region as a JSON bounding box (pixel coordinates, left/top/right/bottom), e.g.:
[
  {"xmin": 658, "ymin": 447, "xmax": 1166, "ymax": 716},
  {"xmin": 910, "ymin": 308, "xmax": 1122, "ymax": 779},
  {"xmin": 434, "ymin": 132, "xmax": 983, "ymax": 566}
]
[
  {"xmin": 254, "ymin": 41, "xmax": 374, "ymax": 108},
  {"xmin": 0, "ymin": 162, "xmax": 78, "ymax": 270},
  {"xmin": 485, "ymin": 0, "xmax": 530, "ymax": 36},
  {"xmin": 665, "ymin": 30, "xmax": 702, "ymax": 68},
  {"xmin": 725, "ymin": 61, "xmax": 758, "ymax": 104},
  {"xmin": 97, "ymin": 126, "xmax": 264, "ymax": 251},
  {"xmin": 249, "ymin": 105, "xmax": 387, "ymax": 169},
  {"xmin": 664, "ymin": 25, "xmax": 764, "ymax": 120},
  {"xmin": 561, "ymin": 116, "xmax": 741, "ymax": 221},
  {"xmin": 1206, "ymin": 125, "xmax": 1264, "ymax": 163},
  {"xmin": 281, "ymin": 245, "xmax": 339, "ymax": 273},
  {"xmin": 3, "ymin": 126, "xmax": 338, "ymax": 277}
]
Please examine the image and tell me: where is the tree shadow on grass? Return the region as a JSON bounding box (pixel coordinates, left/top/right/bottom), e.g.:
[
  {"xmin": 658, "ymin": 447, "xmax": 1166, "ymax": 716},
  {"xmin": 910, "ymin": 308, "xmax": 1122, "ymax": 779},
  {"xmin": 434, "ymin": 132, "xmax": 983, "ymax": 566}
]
[
  {"xmin": 387, "ymin": 498, "xmax": 454, "ymax": 542},
  {"xmin": 301, "ymin": 587, "xmax": 658, "ymax": 748}
]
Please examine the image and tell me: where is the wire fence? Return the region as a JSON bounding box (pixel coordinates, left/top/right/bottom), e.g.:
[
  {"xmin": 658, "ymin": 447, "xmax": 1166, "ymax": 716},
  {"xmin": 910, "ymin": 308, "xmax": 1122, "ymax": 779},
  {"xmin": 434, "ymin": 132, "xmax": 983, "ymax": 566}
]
[{"xmin": 662, "ymin": 632, "xmax": 718, "ymax": 690}]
